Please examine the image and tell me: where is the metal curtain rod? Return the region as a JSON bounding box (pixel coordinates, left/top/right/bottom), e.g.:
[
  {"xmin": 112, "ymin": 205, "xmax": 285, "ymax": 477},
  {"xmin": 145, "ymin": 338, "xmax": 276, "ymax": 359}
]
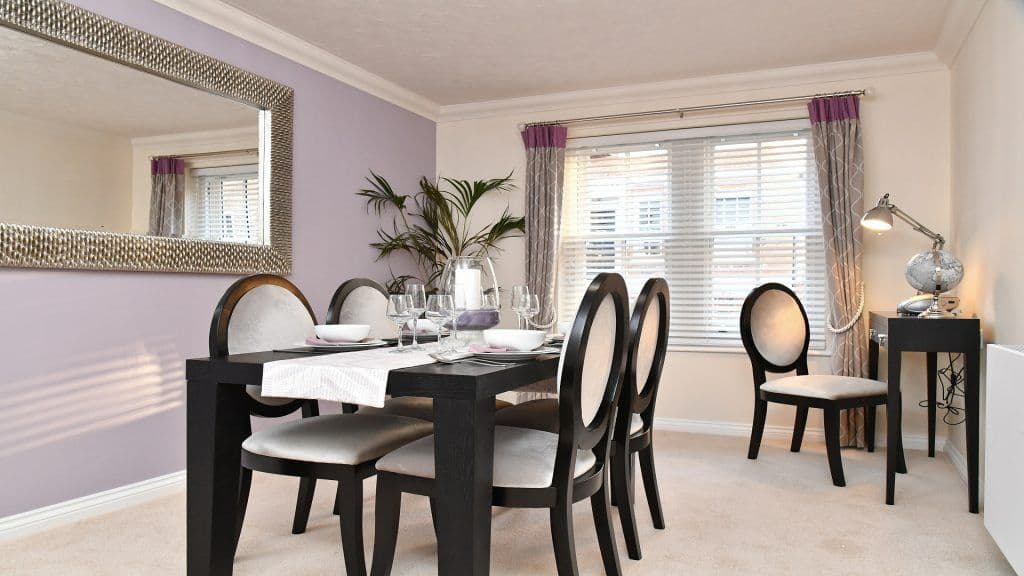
[
  {"xmin": 523, "ymin": 89, "xmax": 869, "ymax": 128},
  {"xmin": 151, "ymin": 148, "xmax": 258, "ymax": 160}
]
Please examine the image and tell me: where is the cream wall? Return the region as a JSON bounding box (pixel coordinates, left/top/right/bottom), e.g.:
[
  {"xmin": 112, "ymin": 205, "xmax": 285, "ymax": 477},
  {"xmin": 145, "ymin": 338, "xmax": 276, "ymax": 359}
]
[
  {"xmin": 0, "ymin": 109, "xmax": 133, "ymax": 232},
  {"xmin": 437, "ymin": 61, "xmax": 952, "ymax": 441},
  {"xmin": 949, "ymin": 0, "xmax": 1024, "ymax": 456}
]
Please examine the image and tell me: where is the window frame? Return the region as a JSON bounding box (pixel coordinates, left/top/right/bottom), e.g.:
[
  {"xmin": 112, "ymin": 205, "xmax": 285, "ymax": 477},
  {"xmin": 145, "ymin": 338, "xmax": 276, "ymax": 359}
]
[{"xmin": 559, "ymin": 119, "xmax": 829, "ymax": 355}]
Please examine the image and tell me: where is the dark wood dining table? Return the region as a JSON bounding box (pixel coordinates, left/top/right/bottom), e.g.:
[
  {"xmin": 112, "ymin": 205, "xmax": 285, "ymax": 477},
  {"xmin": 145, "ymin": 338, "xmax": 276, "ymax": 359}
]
[{"xmin": 185, "ymin": 349, "xmax": 560, "ymax": 576}]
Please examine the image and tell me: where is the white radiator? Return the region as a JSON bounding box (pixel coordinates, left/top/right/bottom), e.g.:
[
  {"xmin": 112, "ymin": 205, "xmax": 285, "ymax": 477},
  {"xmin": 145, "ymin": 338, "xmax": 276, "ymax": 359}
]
[{"xmin": 986, "ymin": 344, "xmax": 1024, "ymax": 574}]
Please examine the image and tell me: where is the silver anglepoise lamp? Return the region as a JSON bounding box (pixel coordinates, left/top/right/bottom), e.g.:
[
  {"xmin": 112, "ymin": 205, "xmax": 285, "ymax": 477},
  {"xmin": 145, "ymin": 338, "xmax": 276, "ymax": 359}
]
[{"xmin": 861, "ymin": 194, "xmax": 964, "ymax": 318}]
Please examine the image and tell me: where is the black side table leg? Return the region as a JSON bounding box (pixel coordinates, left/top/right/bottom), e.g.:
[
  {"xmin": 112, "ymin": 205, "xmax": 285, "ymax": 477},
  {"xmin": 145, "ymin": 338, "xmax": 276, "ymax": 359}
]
[
  {"xmin": 965, "ymin": 349, "xmax": 980, "ymax": 514},
  {"xmin": 927, "ymin": 352, "xmax": 937, "ymax": 458},
  {"xmin": 886, "ymin": 349, "xmax": 901, "ymax": 505}
]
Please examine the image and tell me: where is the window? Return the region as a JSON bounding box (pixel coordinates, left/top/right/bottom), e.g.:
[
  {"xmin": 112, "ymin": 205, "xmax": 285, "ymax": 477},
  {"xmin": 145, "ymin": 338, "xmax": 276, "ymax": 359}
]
[
  {"xmin": 186, "ymin": 164, "xmax": 263, "ymax": 245},
  {"xmin": 559, "ymin": 120, "xmax": 826, "ymax": 350}
]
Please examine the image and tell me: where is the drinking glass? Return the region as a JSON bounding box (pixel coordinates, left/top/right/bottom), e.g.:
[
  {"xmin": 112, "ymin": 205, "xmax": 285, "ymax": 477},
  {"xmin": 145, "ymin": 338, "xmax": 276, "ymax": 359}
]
[
  {"xmin": 426, "ymin": 294, "xmax": 454, "ymax": 350},
  {"xmin": 386, "ymin": 294, "xmax": 413, "ymax": 353},
  {"xmin": 520, "ymin": 294, "xmax": 541, "ymax": 329},
  {"xmin": 405, "ymin": 283, "xmax": 427, "ymax": 350},
  {"xmin": 511, "ymin": 285, "xmax": 530, "ymax": 329}
]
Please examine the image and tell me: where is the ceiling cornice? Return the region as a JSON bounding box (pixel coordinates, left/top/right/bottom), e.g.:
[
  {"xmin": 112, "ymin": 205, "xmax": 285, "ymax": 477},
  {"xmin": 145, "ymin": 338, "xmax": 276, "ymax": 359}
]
[
  {"xmin": 437, "ymin": 52, "xmax": 948, "ymax": 123},
  {"xmin": 934, "ymin": 0, "xmax": 988, "ymax": 65},
  {"xmin": 152, "ymin": 0, "xmax": 441, "ymax": 121}
]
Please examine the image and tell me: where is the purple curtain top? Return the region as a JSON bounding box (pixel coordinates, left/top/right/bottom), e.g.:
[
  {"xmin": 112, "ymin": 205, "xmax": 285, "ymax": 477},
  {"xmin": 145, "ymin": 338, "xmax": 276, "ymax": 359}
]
[
  {"xmin": 808, "ymin": 95, "xmax": 860, "ymax": 123},
  {"xmin": 151, "ymin": 157, "xmax": 185, "ymax": 175},
  {"xmin": 521, "ymin": 124, "xmax": 568, "ymax": 149}
]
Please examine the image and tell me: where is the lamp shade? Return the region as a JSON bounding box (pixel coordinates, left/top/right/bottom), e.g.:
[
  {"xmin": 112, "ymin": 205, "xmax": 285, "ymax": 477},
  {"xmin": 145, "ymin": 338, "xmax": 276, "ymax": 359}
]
[{"xmin": 861, "ymin": 204, "xmax": 894, "ymax": 231}]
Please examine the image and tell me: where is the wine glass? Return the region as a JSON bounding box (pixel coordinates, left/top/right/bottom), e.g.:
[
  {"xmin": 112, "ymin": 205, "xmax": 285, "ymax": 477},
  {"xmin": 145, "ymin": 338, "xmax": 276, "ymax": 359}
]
[
  {"xmin": 405, "ymin": 283, "xmax": 427, "ymax": 350},
  {"xmin": 520, "ymin": 294, "xmax": 541, "ymax": 329},
  {"xmin": 386, "ymin": 295, "xmax": 412, "ymax": 353},
  {"xmin": 426, "ymin": 294, "xmax": 454, "ymax": 349},
  {"xmin": 511, "ymin": 285, "xmax": 530, "ymax": 329}
]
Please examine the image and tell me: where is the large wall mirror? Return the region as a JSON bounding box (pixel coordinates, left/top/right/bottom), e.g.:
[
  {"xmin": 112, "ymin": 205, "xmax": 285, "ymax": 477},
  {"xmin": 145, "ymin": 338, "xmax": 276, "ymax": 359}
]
[{"xmin": 0, "ymin": 0, "xmax": 293, "ymax": 274}]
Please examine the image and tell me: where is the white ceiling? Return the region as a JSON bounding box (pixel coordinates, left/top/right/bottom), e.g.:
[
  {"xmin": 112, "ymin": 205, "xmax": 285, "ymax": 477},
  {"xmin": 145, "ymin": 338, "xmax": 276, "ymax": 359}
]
[
  {"xmin": 222, "ymin": 0, "xmax": 953, "ymax": 105},
  {"xmin": 0, "ymin": 26, "xmax": 256, "ymax": 138}
]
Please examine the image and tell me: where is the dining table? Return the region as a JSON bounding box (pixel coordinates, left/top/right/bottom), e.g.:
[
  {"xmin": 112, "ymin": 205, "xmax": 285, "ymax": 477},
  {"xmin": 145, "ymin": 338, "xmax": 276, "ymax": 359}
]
[{"xmin": 185, "ymin": 347, "xmax": 560, "ymax": 576}]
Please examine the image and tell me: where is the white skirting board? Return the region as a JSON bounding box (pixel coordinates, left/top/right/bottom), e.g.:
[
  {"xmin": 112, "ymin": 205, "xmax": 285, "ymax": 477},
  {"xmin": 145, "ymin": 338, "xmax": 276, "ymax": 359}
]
[
  {"xmin": 0, "ymin": 419, "xmax": 952, "ymax": 542},
  {"xmin": 0, "ymin": 470, "xmax": 185, "ymax": 542},
  {"xmin": 653, "ymin": 416, "xmax": 944, "ymax": 453}
]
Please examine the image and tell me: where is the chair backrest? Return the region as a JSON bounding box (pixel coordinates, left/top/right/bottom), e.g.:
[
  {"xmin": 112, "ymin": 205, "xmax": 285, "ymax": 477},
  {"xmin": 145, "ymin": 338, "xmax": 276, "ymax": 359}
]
[
  {"xmin": 555, "ymin": 273, "xmax": 630, "ymax": 476},
  {"xmin": 739, "ymin": 283, "xmax": 810, "ymax": 381},
  {"xmin": 620, "ymin": 278, "xmax": 670, "ymax": 436},
  {"xmin": 210, "ymin": 274, "xmax": 316, "ymax": 414},
  {"xmin": 326, "ymin": 278, "xmax": 393, "ymax": 339}
]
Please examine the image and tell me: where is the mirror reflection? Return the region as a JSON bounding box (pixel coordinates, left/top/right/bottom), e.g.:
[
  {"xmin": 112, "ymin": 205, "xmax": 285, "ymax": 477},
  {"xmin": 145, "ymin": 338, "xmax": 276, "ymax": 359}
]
[{"xmin": 0, "ymin": 25, "xmax": 268, "ymax": 244}]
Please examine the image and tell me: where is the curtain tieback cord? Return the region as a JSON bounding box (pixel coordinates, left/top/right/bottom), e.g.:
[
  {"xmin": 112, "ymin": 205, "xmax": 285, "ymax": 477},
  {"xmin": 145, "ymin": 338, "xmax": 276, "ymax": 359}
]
[{"xmin": 827, "ymin": 283, "xmax": 865, "ymax": 334}]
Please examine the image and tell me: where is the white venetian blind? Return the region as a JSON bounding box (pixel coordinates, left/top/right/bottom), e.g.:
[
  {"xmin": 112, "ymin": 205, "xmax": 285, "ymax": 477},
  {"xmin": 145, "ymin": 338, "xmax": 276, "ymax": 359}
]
[
  {"xmin": 186, "ymin": 164, "xmax": 263, "ymax": 245},
  {"xmin": 559, "ymin": 120, "xmax": 826, "ymax": 349}
]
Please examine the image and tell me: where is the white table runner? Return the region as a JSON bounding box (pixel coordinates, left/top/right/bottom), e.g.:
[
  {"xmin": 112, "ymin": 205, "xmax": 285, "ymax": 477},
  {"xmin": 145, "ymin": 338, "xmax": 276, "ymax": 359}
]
[{"xmin": 261, "ymin": 345, "xmax": 438, "ymax": 407}]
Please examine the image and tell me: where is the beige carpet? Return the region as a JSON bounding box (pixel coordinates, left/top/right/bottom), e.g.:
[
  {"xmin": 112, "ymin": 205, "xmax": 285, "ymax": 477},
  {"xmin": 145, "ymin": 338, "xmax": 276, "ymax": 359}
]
[{"xmin": 0, "ymin": 432, "xmax": 1013, "ymax": 575}]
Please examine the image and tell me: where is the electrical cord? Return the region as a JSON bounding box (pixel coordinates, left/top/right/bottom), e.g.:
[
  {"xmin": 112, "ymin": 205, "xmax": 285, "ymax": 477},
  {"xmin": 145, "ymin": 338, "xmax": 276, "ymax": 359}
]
[{"xmin": 918, "ymin": 352, "xmax": 966, "ymax": 426}]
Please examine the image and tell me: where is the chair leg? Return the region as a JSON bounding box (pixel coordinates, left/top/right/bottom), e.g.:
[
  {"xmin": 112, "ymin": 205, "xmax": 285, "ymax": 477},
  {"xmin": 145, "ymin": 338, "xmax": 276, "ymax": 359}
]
[
  {"xmin": 590, "ymin": 481, "xmax": 623, "ymax": 576},
  {"xmin": 292, "ymin": 477, "xmax": 316, "ymax": 534},
  {"xmin": 611, "ymin": 447, "xmax": 641, "ymax": 560},
  {"xmin": 234, "ymin": 467, "xmax": 252, "ymax": 556},
  {"xmin": 549, "ymin": 499, "xmax": 579, "ymax": 576},
  {"xmin": 865, "ymin": 405, "xmax": 877, "ymax": 453},
  {"xmin": 638, "ymin": 445, "xmax": 665, "ymax": 530},
  {"xmin": 338, "ymin": 473, "xmax": 367, "ymax": 576},
  {"xmin": 429, "ymin": 497, "xmax": 440, "ymax": 540},
  {"xmin": 823, "ymin": 407, "xmax": 847, "ymax": 487},
  {"xmin": 369, "ymin": 475, "xmax": 402, "ymax": 576},
  {"xmin": 748, "ymin": 399, "xmax": 768, "ymax": 460},
  {"xmin": 791, "ymin": 405, "xmax": 809, "ymax": 453}
]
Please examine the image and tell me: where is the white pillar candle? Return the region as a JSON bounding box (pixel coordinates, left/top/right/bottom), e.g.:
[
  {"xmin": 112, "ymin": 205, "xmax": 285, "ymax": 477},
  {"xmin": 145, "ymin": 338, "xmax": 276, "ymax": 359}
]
[{"xmin": 454, "ymin": 267, "xmax": 482, "ymax": 310}]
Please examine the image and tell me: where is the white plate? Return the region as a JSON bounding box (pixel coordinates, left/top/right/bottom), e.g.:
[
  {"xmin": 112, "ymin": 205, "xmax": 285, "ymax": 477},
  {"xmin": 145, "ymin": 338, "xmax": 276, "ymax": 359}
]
[
  {"xmin": 473, "ymin": 347, "xmax": 560, "ymax": 361},
  {"xmin": 304, "ymin": 339, "xmax": 387, "ymax": 350}
]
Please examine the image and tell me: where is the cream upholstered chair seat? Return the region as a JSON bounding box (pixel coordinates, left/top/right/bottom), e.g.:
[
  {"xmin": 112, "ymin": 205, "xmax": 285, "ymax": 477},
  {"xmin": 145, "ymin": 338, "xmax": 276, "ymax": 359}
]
[
  {"xmin": 760, "ymin": 375, "xmax": 887, "ymax": 401},
  {"xmin": 242, "ymin": 414, "xmax": 432, "ymax": 466},
  {"xmin": 495, "ymin": 398, "xmax": 642, "ymax": 435},
  {"xmin": 376, "ymin": 426, "xmax": 597, "ymax": 489},
  {"xmin": 359, "ymin": 396, "xmax": 512, "ymax": 422}
]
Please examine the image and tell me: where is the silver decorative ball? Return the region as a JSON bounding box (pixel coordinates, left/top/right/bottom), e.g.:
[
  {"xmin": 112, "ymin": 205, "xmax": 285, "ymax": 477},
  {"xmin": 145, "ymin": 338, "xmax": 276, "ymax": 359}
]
[{"xmin": 904, "ymin": 250, "xmax": 964, "ymax": 294}]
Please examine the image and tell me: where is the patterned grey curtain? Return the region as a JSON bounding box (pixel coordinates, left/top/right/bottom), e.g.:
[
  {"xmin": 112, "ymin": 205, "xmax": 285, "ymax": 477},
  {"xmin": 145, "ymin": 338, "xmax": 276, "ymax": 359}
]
[
  {"xmin": 148, "ymin": 157, "xmax": 185, "ymax": 237},
  {"xmin": 809, "ymin": 95, "xmax": 868, "ymax": 447},
  {"xmin": 510, "ymin": 124, "xmax": 568, "ymax": 404},
  {"xmin": 522, "ymin": 124, "xmax": 568, "ymax": 327}
]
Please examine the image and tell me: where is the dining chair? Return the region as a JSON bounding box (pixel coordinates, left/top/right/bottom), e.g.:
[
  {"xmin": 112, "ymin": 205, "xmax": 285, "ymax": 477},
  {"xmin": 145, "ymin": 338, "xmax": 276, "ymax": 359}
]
[
  {"xmin": 369, "ymin": 272, "xmax": 630, "ymax": 576},
  {"xmin": 326, "ymin": 277, "xmax": 510, "ymax": 421},
  {"xmin": 495, "ymin": 278, "xmax": 670, "ymax": 560},
  {"xmin": 212, "ymin": 275, "xmax": 435, "ymax": 575},
  {"xmin": 740, "ymin": 282, "xmax": 888, "ymax": 487}
]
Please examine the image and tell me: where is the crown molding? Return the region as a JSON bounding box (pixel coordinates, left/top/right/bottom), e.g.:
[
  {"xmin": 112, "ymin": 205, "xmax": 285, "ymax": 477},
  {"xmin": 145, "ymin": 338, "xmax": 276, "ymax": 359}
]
[
  {"xmin": 438, "ymin": 52, "xmax": 947, "ymax": 123},
  {"xmin": 934, "ymin": 0, "xmax": 988, "ymax": 65},
  {"xmin": 151, "ymin": 0, "xmax": 441, "ymax": 121}
]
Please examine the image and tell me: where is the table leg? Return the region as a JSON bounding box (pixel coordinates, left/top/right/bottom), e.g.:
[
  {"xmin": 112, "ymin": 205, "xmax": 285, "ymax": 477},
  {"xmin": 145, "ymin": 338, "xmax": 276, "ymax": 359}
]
[
  {"xmin": 927, "ymin": 352, "xmax": 937, "ymax": 457},
  {"xmin": 886, "ymin": 349, "xmax": 901, "ymax": 505},
  {"xmin": 187, "ymin": 380, "xmax": 250, "ymax": 576},
  {"xmin": 965, "ymin": 349, "xmax": 980, "ymax": 514},
  {"xmin": 433, "ymin": 397, "xmax": 496, "ymax": 575}
]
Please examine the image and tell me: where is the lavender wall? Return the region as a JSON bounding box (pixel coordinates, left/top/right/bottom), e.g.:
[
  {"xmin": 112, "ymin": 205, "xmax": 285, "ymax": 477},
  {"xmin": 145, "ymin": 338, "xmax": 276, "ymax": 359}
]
[{"xmin": 0, "ymin": 0, "xmax": 435, "ymax": 517}]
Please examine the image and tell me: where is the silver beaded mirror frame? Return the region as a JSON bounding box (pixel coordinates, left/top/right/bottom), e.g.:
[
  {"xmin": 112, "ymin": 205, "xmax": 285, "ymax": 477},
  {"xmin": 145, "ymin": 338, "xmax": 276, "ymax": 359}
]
[{"xmin": 0, "ymin": 0, "xmax": 293, "ymax": 274}]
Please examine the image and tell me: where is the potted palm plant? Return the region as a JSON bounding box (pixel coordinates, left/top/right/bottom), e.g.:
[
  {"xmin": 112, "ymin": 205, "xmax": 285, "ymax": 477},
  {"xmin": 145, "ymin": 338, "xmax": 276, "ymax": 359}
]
[{"xmin": 358, "ymin": 171, "xmax": 525, "ymax": 293}]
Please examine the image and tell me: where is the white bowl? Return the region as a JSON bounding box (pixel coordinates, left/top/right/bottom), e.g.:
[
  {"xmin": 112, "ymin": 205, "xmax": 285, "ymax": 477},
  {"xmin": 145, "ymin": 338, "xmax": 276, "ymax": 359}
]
[
  {"xmin": 314, "ymin": 324, "xmax": 371, "ymax": 343},
  {"xmin": 483, "ymin": 329, "xmax": 547, "ymax": 352}
]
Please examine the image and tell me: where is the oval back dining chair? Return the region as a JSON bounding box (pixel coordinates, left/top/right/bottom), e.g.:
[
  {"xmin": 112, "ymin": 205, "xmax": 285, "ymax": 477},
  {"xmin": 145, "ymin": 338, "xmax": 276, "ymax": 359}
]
[
  {"xmin": 611, "ymin": 277, "xmax": 670, "ymax": 561},
  {"xmin": 740, "ymin": 282, "xmax": 888, "ymax": 487},
  {"xmin": 370, "ymin": 273, "xmax": 631, "ymax": 576},
  {"xmin": 327, "ymin": 277, "xmax": 510, "ymax": 421},
  {"xmin": 210, "ymin": 275, "xmax": 323, "ymax": 539}
]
